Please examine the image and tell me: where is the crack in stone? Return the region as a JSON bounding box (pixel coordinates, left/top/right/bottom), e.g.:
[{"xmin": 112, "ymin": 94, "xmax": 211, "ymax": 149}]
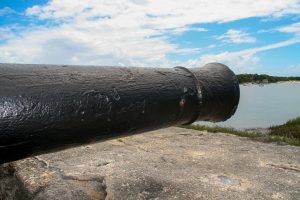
[
  {"xmin": 62, "ymin": 174, "xmax": 108, "ymax": 199},
  {"xmin": 33, "ymin": 156, "xmax": 108, "ymax": 200},
  {"xmin": 31, "ymin": 184, "xmax": 50, "ymax": 199},
  {"xmin": 62, "ymin": 174, "xmax": 105, "ymax": 183},
  {"xmin": 97, "ymin": 162, "xmax": 110, "ymax": 167},
  {"xmin": 33, "ymin": 156, "xmax": 49, "ymax": 168},
  {"xmin": 267, "ymin": 163, "xmax": 300, "ymax": 173}
]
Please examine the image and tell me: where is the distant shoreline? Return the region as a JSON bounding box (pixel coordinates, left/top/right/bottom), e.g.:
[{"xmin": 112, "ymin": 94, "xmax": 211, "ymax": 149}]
[
  {"xmin": 237, "ymin": 73, "xmax": 300, "ymax": 84},
  {"xmin": 277, "ymin": 80, "xmax": 300, "ymax": 83},
  {"xmin": 241, "ymin": 80, "xmax": 300, "ymax": 86}
]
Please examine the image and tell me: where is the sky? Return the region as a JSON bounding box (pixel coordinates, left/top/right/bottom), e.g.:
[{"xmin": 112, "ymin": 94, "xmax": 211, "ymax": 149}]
[{"xmin": 0, "ymin": 0, "xmax": 300, "ymax": 76}]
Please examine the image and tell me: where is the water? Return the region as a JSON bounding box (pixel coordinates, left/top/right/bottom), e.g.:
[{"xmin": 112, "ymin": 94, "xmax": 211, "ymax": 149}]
[{"xmin": 195, "ymin": 82, "xmax": 300, "ymax": 129}]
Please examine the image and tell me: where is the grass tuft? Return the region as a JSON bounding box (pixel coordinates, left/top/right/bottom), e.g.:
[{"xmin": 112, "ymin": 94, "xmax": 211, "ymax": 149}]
[
  {"xmin": 178, "ymin": 125, "xmax": 263, "ymax": 138},
  {"xmin": 270, "ymin": 117, "xmax": 300, "ymax": 140},
  {"xmin": 179, "ymin": 117, "xmax": 300, "ymax": 147}
]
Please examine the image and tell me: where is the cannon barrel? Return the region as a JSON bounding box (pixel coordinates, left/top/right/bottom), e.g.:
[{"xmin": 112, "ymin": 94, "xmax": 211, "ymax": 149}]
[{"xmin": 0, "ymin": 63, "xmax": 239, "ymax": 164}]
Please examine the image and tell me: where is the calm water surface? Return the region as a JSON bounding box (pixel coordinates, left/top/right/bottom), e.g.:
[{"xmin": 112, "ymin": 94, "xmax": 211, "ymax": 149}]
[{"xmin": 195, "ymin": 83, "xmax": 300, "ymax": 128}]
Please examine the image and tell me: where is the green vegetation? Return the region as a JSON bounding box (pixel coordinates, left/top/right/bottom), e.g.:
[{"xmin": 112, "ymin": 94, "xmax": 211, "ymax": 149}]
[
  {"xmin": 179, "ymin": 117, "xmax": 300, "ymax": 146},
  {"xmin": 237, "ymin": 74, "xmax": 300, "ymax": 84},
  {"xmin": 270, "ymin": 117, "xmax": 300, "ymax": 140}
]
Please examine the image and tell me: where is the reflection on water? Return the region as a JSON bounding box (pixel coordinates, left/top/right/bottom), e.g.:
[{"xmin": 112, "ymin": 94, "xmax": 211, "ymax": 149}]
[{"xmin": 195, "ymin": 83, "xmax": 300, "ymax": 128}]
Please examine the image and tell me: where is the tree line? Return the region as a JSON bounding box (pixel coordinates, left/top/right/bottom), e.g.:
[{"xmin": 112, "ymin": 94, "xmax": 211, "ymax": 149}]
[{"xmin": 237, "ymin": 74, "xmax": 300, "ymax": 84}]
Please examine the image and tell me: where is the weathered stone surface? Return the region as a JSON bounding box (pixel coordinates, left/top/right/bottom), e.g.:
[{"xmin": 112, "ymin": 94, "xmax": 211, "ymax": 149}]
[{"xmin": 1, "ymin": 127, "xmax": 300, "ymax": 200}]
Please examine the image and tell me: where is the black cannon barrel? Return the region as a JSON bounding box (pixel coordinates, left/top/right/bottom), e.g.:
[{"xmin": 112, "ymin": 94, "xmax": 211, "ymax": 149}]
[{"xmin": 0, "ymin": 63, "xmax": 239, "ymax": 164}]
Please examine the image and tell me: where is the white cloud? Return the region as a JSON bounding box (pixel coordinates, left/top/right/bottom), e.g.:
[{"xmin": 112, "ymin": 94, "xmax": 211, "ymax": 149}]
[
  {"xmin": 258, "ymin": 21, "xmax": 300, "ymax": 37},
  {"xmin": 166, "ymin": 27, "xmax": 207, "ymax": 36},
  {"xmin": 0, "ymin": 0, "xmax": 299, "ymax": 66},
  {"xmin": 271, "ymin": 2, "xmax": 300, "ymax": 18},
  {"xmin": 278, "ymin": 22, "xmax": 300, "ymax": 34},
  {"xmin": 25, "ymin": 0, "xmax": 298, "ymax": 25},
  {"xmin": 287, "ymin": 64, "xmax": 300, "ymax": 76},
  {"xmin": 216, "ymin": 29, "xmax": 256, "ymax": 44},
  {"xmin": 188, "ymin": 51, "xmax": 261, "ymax": 73},
  {"xmin": 187, "ymin": 38, "xmax": 300, "ymax": 73},
  {"xmin": 0, "ymin": 27, "xmax": 16, "ymax": 41},
  {"xmin": 0, "ymin": 7, "xmax": 15, "ymax": 16}
]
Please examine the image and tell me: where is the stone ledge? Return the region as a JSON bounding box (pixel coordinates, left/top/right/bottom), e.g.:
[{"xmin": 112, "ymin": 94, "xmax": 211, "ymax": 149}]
[{"xmin": 1, "ymin": 127, "xmax": 300, "ymax": 200}]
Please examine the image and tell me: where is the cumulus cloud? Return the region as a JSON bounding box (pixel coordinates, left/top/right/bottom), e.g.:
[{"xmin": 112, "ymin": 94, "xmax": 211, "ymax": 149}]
[
  {"xmin": 216, "ymin": 29, "xmax": 256, "ymax": 44},
  {"xmin": 0, "ymin": 0, "xmax": 299, "ymax": 66}
]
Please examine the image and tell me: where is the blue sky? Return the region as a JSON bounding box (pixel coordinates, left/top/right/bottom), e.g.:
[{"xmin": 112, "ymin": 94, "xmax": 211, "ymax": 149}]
[{"xmin": 1, "ymin": 0, "xmax": 300, "ymax": 75}]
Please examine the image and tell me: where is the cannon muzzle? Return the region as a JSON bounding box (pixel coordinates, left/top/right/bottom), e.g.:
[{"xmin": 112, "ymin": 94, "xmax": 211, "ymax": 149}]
[{"xmin": 0, "ymin": 63, "xmax": 239, "ymax": 164}]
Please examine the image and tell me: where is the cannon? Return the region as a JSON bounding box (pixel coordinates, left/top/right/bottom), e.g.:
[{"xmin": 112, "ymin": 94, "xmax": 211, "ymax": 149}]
[{"xmin": 0, "ymin": 63, "xmax": 239, "ymax": 164}]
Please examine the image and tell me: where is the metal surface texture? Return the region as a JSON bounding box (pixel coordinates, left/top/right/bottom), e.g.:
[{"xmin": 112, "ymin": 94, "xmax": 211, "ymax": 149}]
[{"xmin": 0, "ymin": 63, "xmax": 239, "ymax": 164}]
